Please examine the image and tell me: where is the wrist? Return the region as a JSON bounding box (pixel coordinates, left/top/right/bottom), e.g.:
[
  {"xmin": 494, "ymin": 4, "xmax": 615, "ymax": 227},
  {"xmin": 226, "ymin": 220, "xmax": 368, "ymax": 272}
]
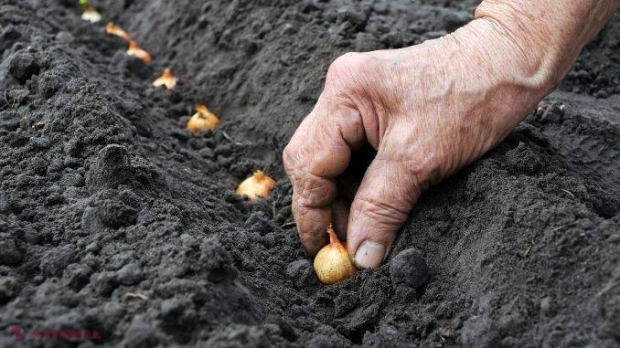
[
  {"xmin": 459, "ymin": 18, "xmax": 559, "ymax": 100},
  {"xmin": 472, "ymin": 0, "xmax": 620, "ymax": 97},
  {"xmin": 432, "ymin": 18, "xmax": 554, "ymax": 113}
]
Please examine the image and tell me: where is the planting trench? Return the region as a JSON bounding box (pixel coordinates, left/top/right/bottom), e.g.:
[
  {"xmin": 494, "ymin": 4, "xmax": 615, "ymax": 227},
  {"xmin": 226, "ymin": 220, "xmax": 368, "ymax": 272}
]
[{"xmin": 1, "ymin": 0, "xmax": 620, "ymax": 347}]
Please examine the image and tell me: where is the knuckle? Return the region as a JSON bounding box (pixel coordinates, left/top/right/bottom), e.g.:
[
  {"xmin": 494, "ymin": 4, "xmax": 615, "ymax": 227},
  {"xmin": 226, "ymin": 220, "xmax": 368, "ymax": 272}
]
[
  {"xmin": 299, "ymin": 222, "xmax": 325, "ymax": 244},
  {"xmin": 298, "ymin": 174, "xmax": 335, "ymax": 208},
  {"xmin": 354, "ymin": 197, "xmax": 409, "ymax": 227},
  {"xmin": 326, "ymin": 52, "xmax": 372, "ymax": 85},
  {"xmin": 377, "ymin": 144, "xmax": 445, "ymax": 189}
]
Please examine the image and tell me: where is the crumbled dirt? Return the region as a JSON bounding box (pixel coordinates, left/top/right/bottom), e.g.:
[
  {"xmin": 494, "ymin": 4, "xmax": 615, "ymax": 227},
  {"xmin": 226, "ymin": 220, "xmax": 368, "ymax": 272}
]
[{"xmin": 1, "ymin": 0, "xmax": 619, "ymax": 347}]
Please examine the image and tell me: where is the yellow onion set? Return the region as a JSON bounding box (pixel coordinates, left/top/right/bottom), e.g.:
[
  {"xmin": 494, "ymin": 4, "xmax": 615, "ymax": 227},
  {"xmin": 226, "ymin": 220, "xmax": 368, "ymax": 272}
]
[
  {"xmin": 187, "ymin": 105, "xmax": 220, "ymax": 133},
  {"xmin": 313, "ymin": 225, "xmax": 358, "ymax": 284},
  {"xmin": 152, "ymin": 68, "xmax": 179, "ymax": 90},
  {"xmin": 236, "ymin": 171, "xmax": 276, "ymax": 201},
  {"xmin": 80, "ymin": 1, "xmax": 102, "ymax": 23}
]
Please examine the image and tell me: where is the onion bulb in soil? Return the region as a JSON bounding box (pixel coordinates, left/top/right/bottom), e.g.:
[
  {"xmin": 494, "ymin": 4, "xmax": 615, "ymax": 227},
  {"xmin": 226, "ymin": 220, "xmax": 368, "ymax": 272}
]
[
  {"xmin": 152, "ymin": 68, "xmax": 178, "ymax": 90},
  {"xmin": 314, "ymin": 225, "xmax": 357, "ymax": 284},
  {"xmin": 106, "ymin": 23, "xmax": 131, "ymax": 41},
  {"xmin": 81, "ymin": 4, "xmax": 102, "ymax": 23},
  {"xmin": 236, "ymin": 171, "xmax": 276, "ymax": 201},
  {"xmin": 187, "ymin": 105, "xmax": 219, "ymax": 133},
  {"xmin": 127, "ymin": 40, "xmax": 152, "ymax": 64}
]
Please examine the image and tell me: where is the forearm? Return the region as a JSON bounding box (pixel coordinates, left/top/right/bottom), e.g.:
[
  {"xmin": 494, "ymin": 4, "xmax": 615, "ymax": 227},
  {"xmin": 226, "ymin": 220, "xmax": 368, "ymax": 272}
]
[
  {"xmin": 474, "ymin": 0, "xmax": 619, "ymax": 94},
  {"xmin": 401, "ymin": 0, "xmax": 619, "ymax": 152}
]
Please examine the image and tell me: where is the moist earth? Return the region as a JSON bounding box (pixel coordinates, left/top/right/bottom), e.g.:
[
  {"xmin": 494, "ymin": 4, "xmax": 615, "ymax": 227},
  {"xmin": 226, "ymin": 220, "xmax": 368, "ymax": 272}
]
[{"xmin": 1, "ymin": 0, "xmax": 620, "ymax": 347}]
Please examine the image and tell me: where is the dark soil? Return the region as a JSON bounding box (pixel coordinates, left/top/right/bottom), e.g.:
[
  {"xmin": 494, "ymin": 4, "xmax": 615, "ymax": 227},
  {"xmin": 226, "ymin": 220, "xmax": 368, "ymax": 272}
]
[{"xmin": 1, "ymin": 0, "xmax": 619, "ymax": 347}]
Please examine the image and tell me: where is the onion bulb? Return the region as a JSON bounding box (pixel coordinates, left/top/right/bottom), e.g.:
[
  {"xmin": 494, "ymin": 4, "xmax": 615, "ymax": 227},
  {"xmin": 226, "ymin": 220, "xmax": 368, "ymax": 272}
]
[
  {"xmin": 81, "ymin": 4, "xmax": 102, "ymax": 23},
  {"xmin": 236, "ymin": 171, "xmax": 276, "ymax": 201},
  {"xmin": 152, "ymin": 68, "xmax": 178, "ymax": 90},
  {"xmin": 313, "ymin": 225, "xmax": 357, "ymax": 284},
  {"xmin": 106, "ymin": 23, "xmax": 131, "ymax": 41},
  {"xmin": 127, "ymin": 40, "xmax": 152, "ymax": 64},
  {"xmin": 187, "ymin": 104, "xmax": 219, "ymax": 133}
]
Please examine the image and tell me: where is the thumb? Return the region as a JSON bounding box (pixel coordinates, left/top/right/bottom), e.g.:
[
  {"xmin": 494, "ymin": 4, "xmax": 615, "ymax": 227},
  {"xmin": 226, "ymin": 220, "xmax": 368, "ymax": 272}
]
[{"xmin": 347, "ymin": 149, "xmax": 424, "ymax": 269}]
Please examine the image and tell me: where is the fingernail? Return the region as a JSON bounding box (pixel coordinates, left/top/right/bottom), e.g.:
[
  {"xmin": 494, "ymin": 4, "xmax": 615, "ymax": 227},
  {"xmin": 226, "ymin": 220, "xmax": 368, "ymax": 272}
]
[{"xmin": 354, "ymin": 241, "xmax": 386, "ymax": 269}]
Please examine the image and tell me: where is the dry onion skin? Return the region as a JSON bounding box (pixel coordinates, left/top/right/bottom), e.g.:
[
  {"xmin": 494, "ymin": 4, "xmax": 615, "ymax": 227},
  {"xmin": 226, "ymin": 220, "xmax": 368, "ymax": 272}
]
[
  {"xmin": 81, "ymin": 4, "xmax": 102, "ymax": 23},
  {"xmin": 152, "ymin": 68, "xmax": 178, "ymax": 90},
  {"xmin": 313, "ymin": 225, "xmax": 358, "ymax": 284},
  {"xmin": 105, "ymin": 22, "xmax": 131, "ymax": 41},
  {"xmin": 187, "ymin": 104, "xmax": 219, "ymax": 133},
  {"xmin": 105, "ymin": 24, "xmax": 151, "ymax": 64},
  {"xmin": 236, "ymin": 171, "xmax": 276, "ymax": 201},
  {"xmin": 127, "ymin": 40, "xmax": 152, "ymax": 64}
]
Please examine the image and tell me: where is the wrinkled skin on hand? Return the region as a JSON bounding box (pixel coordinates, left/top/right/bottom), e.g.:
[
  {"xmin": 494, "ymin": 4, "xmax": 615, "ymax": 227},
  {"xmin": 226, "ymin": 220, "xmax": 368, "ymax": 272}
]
[{"xmin": 283, "ymin": 1, "xmax": 619, "ymax": 269}]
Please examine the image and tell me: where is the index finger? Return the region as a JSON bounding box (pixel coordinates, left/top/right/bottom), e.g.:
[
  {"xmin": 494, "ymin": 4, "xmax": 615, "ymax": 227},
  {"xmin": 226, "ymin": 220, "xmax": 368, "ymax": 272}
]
[{"xmin": 283, "ymin": 93, "xmax": 366, "ymax": 254}]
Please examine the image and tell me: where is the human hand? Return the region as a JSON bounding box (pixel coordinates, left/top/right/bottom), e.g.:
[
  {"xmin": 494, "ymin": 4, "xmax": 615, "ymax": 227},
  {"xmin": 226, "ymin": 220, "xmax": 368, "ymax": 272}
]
[{"xmin": 283, "ymin": 0, "xmax": 619, "ymax": 269}]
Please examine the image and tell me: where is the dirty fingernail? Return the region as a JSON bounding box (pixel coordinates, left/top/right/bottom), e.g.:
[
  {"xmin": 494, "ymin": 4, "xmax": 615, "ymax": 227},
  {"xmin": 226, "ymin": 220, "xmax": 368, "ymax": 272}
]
[{"xmin": 354, "ymin": 241, "xmax": 386, "ymax": 269}]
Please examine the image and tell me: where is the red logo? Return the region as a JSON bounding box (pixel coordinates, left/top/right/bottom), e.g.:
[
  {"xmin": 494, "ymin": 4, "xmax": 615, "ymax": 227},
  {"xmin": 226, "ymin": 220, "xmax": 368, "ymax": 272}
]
[
  {"xmin": 10, "ymin": 326, "xmax": 26, "ymax": 342},
  {"xmin": 8, "ymin": 326, "xmax": 102, "ymax": 341}
]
